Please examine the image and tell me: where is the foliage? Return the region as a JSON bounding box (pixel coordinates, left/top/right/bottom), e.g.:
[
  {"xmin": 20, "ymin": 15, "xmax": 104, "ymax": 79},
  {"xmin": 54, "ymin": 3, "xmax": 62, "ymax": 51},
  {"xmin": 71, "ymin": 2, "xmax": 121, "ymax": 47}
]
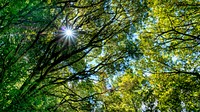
[
  {"xmin": 0, "ymin": 0, "xmax": 199, "ymax": 111},
  {"xmin": 135, "ymin": 0, "xmax": 200, "ymax": 111},
  {"xmin": 0, "ymin": 0, "xmax": 146, "ymax": 111}
]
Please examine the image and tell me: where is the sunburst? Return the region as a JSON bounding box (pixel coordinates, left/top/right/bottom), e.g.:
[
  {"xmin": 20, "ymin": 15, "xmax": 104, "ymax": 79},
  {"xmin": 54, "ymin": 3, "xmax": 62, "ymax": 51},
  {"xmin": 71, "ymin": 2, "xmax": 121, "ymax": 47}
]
[{"xmin": 60, "ymin": 26, "xmax": 77, "ymax": 46}]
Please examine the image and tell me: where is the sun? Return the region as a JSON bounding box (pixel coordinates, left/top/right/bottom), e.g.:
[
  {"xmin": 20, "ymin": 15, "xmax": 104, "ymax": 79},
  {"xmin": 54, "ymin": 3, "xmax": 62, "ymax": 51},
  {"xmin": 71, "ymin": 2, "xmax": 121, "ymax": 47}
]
[
  {"xmin": 61, "ymin": 26, "xmax": 75, "ymax": 38},
  {"xmin": 60, "ymin": 26, "xmax": 77, "ymax": 45},
  {"xmin": 65, "ymin": 29, "xmax": 73, "ymax": 36}
]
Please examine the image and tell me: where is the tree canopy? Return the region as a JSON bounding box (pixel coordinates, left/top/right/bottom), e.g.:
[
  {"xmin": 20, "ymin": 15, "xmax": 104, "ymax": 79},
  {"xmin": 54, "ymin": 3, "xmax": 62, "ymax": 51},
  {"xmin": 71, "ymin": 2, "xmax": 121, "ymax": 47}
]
[{"xmin": 0, "ymin": 0, "xmax": 199, "ymax": 111}]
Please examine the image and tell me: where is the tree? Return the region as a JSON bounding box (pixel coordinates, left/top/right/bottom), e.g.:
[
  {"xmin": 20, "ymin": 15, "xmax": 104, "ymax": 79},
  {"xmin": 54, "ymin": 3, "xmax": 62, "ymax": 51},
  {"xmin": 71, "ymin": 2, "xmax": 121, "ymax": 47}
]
[
  {"xmin": 99, "ymin": 70, "xmax": 146, "ymax": 112},
  {"xmin": 2, "ymin": 0, "xmax": 199, "ymax": 111},
  {"xmin": 135, "ymin": 0, "xmax": 200, "ymax": 111},
  {"xmin": 97, "ymin": 0, "xmax": 200, "ymax": 111},
  {"xmin": 0, "ymin": 0, "xmax": 147, "ymax": 111}
]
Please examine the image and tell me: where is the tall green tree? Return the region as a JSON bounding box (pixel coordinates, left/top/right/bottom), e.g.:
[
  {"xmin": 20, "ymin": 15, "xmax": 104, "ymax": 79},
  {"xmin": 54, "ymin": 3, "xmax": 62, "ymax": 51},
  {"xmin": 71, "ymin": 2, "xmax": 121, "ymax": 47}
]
[
  {"xmin": 0, "ymin": 0, "xmax": 147, "ymax": 111},
  {"xmin": 96, "ymin": 0, "xmax": 199, "ymax": 111},
  {"xmin": 135, "ymin": 0, "xmax": 200, "ymax": 111}
]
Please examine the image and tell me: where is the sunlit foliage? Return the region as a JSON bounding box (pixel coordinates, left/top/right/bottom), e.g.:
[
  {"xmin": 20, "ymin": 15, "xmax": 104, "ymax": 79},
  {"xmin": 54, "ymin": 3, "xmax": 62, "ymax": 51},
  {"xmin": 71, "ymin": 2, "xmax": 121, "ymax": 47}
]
[{"xmin": 0, "ymin": 0, "xmax": 199, "ymax": 111}]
